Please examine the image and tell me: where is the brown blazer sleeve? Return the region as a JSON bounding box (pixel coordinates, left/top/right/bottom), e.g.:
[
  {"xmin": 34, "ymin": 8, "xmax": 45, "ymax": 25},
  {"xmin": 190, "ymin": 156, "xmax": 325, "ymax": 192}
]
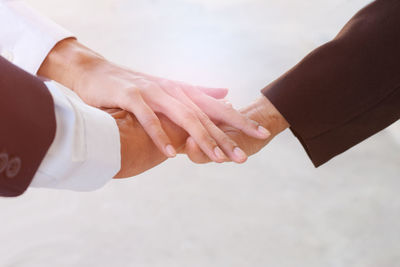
[
  {"xmin": 262, "ymin": 0, "xmax": 400, "ymax": 167},
  {"xmin": 0, "ymin": 56, "xmax": 56, "ymax": 197}
]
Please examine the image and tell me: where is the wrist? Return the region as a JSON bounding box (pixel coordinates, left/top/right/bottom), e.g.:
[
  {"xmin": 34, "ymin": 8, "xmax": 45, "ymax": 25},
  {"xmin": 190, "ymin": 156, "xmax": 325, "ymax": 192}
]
[
  {"xmin": 106, "ymin": 109, "xmax": 131, "ymax": 179},
  {"xmin": 38, "ymin": 38, "xmax": 104, "ymax": 92},
  {"xmin": 242, "ymin": 95, "xmax": 289, "ymax": 137}
]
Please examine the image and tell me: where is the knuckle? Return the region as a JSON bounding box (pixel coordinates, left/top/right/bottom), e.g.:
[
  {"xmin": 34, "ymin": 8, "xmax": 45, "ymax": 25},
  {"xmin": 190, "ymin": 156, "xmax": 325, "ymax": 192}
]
[
  {"xmin": 127, "ymin": 87, "xmax": 141, "ymax": 97},
  {"xmin": 134, "ymin": 80, "xmax": 156, "ymax": 93},
  {"xmin": 123, "ymin": 89, "xmax": 142, "ymax": 105},
  {"xmin": 200, "ymin": 133, "xmax": 216, "ymax": 146},
  {"xmin": 182, "ymin": 110, "xmax": 197, "ymax": 122}
]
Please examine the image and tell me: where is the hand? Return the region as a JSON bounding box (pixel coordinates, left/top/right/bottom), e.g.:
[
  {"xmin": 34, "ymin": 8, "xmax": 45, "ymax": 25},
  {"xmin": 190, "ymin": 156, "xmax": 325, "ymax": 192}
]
[
  {"xmin": 106, "ymin": 96, "xmax": 286, "ymax": 178},
  {"xmin": 183, "ymin": 96, "xmax": 290, "ymax": 163},
  {"xmin": 105, "ymin": 109, "xmax": 187, "ymax": 178},
  {"xmin": 38, "ymin": 39, "xmax": 270, "ymax": 163}
]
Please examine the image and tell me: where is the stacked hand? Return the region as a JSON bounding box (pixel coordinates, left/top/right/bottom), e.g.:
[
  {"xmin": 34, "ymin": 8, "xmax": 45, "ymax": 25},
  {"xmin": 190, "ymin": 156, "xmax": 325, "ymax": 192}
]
[
  {"xmin": 38, "ymin": 38, "xmax": 289, "ymax": 178},
  {"xmin": 184, "ymin": 96, "xmax": 289, "ymax": 164},
  {"xmin": 39, "ymin": 38, "xmax": 270, "ymax": 165},
  {"xmin": 106, "ymin": 96, "xmax": 288, "ymax": 178}
]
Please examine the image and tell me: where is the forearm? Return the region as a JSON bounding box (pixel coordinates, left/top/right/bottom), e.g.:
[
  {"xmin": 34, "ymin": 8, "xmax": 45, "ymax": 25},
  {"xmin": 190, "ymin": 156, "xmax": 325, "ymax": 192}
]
[
  {"xmin": 0, "ymin": 57, "xmax": 56, "ymax": 196},
  {"xmin": 262, "ymin": 0, "xmax": 400, "ymax": 166}
]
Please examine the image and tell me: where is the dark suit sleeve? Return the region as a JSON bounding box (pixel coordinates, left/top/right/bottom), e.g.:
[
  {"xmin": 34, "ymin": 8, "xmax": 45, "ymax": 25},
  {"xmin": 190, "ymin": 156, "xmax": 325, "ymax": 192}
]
[
  {"xmin": 0, "ymin": 57, "xmax": 56, "ymax": 197},
  {"xmin": 262, "ymin": 0, "xmax": 400, "ymax": 167}
]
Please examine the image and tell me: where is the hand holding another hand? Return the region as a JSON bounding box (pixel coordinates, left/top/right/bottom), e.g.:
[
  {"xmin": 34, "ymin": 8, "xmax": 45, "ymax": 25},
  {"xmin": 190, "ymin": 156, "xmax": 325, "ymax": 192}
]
[
  {"xmin": 38, "ymin": 38, "xmax": 271, "ymax": 164},
  {"xmin": 108, "ymin": 96, "xmax": 288, "ymax": 179},
  {"xmin": 183, "ymin": 96, "xmax": 289, "ymax": 163},
  {"xmin": 105, "ymin": 109, "xmax": 186, "ymax": 178}
]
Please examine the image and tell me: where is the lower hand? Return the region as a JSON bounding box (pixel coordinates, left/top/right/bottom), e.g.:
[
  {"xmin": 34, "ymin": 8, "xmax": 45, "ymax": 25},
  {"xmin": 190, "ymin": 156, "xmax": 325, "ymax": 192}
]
[
  {"xmin": 106, "ymin": 109, "xmax": 187, "ymax": 178},
  {"xmin": 183, "ymin": 96, "xmax": 290, "ymax": 163},
  {"xmin": 106, "ymin": 96, "xmax": 287, "ymax": 178}
]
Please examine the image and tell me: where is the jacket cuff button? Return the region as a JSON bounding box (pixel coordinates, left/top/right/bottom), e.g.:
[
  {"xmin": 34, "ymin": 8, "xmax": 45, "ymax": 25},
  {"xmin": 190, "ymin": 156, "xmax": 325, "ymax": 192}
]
[
  {"xmin": 6, "ymin": 157, "xmax": 21, "ymax": 178},
  {"xmin": 0, "ymin": 152, "xmax": 8, "ymax": 173}
]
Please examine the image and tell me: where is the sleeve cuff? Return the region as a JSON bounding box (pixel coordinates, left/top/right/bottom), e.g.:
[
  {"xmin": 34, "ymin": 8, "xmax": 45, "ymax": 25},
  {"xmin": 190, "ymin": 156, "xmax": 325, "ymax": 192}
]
[
  {"xmin": 260, "ymin": 0, "xmax": 400, "ymax": 167},
  {"xmin": 31, "ymin": 82, "xmax": 121, "ymax": 191}
]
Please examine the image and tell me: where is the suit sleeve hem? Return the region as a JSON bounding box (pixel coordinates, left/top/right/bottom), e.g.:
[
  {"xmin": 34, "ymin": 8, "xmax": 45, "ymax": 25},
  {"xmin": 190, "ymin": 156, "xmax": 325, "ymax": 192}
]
[
  {"xmin": 31, "ymin": 82, "xmax": 121, "ymax": 191},
  {"xmin": 263, "ymin": 86, "xmax": 400, "ymax": 167}
]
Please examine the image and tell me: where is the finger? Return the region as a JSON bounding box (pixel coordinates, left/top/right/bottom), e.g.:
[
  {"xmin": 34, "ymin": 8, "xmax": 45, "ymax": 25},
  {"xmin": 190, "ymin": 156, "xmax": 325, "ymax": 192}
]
[
  {"xmin": 160, "ymin": 84, "xmax": 244, "ymax": 162},
  {"xmin": 159, "ymin": 78, "xmax": 229, "ymax": 100},
  {"xmin": 187, "ymin": 92, "xmax": 271, "ymax": 140},
  {"xmin": 127, "ymin": 94, "xmax": 177, "ymax": 158},
  {"xmin": 219, "ymin": 99, "xmax": 233, "ymax": 108},
  {"xmin": 196, "ymin": 87, "xmax": 228, "ymax": 99},
  {"xmin": 158, "ymin": 95, "xmax": 227, "ymax": 163},
  {"xmin": 184, "ymin": 137, "xmax": 213, "ymax": 164},
  {"xmin": 197, "ymin": 112, "xmax": 248, "ymax": 164},
  {"xmin": 176, "ymin": 81, "xmax": 228, "ymax": 100},
  {"xmin": 161, "ymin": 84, "xmax": 246, "ymax": 163}
]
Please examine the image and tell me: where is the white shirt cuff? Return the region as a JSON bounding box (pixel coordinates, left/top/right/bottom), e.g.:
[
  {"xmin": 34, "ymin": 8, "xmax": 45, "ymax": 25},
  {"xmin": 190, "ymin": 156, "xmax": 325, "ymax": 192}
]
[
  {"xmin": 0, "ymin": 0, "xmax": 74, "ymax": 74},
  {"xmin": 31, "ymin": 82, "xmax": 121, "ymax": 191}
]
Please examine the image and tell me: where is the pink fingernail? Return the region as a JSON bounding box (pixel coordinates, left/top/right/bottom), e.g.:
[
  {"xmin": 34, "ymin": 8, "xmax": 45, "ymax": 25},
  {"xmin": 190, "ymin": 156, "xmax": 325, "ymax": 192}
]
[
  {"xmin": 166, "ymin": 145, "xmax": 177, "ymax": 158},
  {"xmin": 234, "ymin": 147, "xmax": 247, "ymax": 162},
  {"xmin": 257, "ymin": 126, "xmax": 271, "ymax": 138}
]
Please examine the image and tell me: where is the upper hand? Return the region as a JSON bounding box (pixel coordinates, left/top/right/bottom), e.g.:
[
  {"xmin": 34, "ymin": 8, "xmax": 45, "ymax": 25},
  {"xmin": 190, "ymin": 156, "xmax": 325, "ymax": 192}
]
[{"xmin": 38, "ymin": 38, "xmax": 271, "ymax": 164}]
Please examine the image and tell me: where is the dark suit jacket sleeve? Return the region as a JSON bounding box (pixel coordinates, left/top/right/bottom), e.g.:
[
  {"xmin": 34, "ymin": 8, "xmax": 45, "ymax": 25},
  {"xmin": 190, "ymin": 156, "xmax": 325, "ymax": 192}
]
[
  {"xmin": 262, "ymin": 0, "xmax": 400, "ymax": 167},
  {"xmin": 0, "ymin": 56, "xmax": 56, "ymax": 197}
]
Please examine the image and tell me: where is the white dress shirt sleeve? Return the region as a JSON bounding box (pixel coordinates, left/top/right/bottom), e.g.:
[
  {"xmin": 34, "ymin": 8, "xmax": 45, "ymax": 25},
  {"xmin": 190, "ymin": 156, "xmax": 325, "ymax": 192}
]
[
  {"xmin": 0, "ymin": 0, "xmax": 122, "ymax": 191},
  {"xmin": 0, "ymin": 0, "xmax": 73, "ymax": 74},
  {"xmin": 30, "ymin": 81, "xmax": 121, "ymax": 191}
]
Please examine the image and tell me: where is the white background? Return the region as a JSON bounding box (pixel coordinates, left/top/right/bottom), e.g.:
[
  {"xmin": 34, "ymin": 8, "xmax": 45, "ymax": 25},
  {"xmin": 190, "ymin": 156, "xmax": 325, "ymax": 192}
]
[{"xmin": 1, "ymin": 0, "xmax": 400, "ymax": 266}]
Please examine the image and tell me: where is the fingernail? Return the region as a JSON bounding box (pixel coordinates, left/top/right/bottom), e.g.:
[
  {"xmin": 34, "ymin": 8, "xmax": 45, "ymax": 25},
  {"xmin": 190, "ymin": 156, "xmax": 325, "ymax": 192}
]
[
  {"xmin": 257, "ymin": 125, "xmax": 271, "ymax": 138},
  {"xmin": 234, "ymin": 147, "xmax": 247, "ymax": 162},
  {"xmin": 214, "ymin": 146, "xmax": 226, "ymax": 161},
  {"xmin": 166, "ymin": 145, "xmax": 177, "ymax": 158}
]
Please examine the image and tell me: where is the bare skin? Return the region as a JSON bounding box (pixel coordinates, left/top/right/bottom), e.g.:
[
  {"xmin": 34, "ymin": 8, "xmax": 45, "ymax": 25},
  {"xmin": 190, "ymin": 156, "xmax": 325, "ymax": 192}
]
[
  {"xmin": 184, "ymin": 96, "xmax": 290, "ymax": 163},
  {"xmin": 38, "ymin": 38, "xmax": 270, "ymax": 164},
  {"xmin": 110, "ymin": 96, "xmax": 289, "ymax": 178},
  {"xmin": 108, "ymin": 109, "xmax": 186, "ymax": 178}
]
